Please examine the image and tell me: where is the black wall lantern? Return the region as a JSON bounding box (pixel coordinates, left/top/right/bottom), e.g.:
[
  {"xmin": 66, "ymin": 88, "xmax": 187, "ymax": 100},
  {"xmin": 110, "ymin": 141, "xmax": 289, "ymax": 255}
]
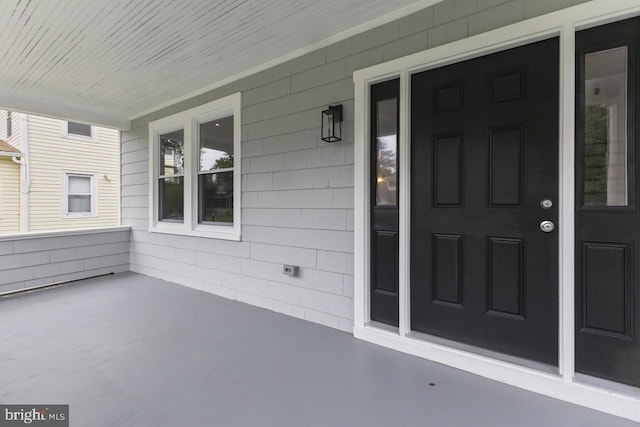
[{"xmin": 321, "ymin": 104, "xmax": 343, "ymax": 143}]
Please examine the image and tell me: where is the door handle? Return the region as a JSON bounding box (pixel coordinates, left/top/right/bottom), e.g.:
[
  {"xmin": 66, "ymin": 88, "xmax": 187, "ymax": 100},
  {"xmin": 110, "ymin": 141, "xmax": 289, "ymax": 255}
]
[{"xmin": 540, "ymin": 221, "xmax": 555, "ymax": 233}]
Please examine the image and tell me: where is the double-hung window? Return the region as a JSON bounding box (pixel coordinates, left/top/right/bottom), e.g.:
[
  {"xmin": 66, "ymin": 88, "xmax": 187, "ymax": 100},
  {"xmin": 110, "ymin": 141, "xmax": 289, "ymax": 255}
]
[
  {"xmin": 149, "ymin": 93, "xmax": 241, "ymax": 240},
  {"xmin": 64, "ymin": 173, "xmax": 96, "ymax": 216}
]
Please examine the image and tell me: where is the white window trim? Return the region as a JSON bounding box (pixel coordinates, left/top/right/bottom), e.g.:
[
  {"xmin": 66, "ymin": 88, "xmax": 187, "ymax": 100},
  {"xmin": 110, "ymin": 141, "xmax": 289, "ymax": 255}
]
[
  {"xmin": 353, "ymin": 0, "xmax": 640, "ymax": 423},
  {"xmin": 63, "ymin": 172, "xmax": 97, "ymax": 217},
  {"xmin": 62, "ymin": 121, "xmax": 97, "ymax": 142},
  {"xmin": 148, "ymin": 92, "xmax": 241, "ymax": 241}
]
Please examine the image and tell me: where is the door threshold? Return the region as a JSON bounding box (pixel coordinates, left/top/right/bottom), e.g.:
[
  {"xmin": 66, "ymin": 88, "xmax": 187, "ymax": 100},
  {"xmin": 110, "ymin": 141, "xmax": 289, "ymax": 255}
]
[
  {"xmin": 406, "ymin": 330, "xmax": 558, "ymax": 376},
  {"xmin": 574, "ymin": 373, "xmax": 640, "ymax": 398},
  {"xmin": 367, "ymin": 320, "xmax": 399, "ymax": 333}
]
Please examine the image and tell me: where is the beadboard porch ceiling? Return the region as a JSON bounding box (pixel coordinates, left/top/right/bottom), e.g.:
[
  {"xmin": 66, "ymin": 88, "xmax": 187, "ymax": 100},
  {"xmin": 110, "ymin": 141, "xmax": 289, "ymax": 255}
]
[{"xmin": 0, "ymin": 0, "xmax": 441, "ymax": 130}]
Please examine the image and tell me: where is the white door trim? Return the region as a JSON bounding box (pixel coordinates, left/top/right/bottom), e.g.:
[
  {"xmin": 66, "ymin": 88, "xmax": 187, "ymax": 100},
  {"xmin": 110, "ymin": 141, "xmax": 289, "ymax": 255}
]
[{"xmin": 353, "ymin": 0, "xmax": 640, "ymax": 422}]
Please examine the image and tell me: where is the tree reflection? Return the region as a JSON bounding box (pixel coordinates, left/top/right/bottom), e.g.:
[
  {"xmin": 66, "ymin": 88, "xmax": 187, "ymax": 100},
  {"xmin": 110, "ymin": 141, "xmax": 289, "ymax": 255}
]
[{"xmin": 376, "ymin": 135, "xmax": 397, "ymax": 205}]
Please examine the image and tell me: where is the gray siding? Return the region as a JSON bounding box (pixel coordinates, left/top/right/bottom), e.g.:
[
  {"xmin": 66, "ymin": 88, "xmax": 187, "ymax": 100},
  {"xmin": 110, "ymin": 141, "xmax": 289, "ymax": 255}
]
[
  {"xmin": 0, "ymin": 228, "xmax": 130, "ymax": 293},
  {"xmin": 121, "ymin": 0, "xmax": 590, "ymax": 332}
]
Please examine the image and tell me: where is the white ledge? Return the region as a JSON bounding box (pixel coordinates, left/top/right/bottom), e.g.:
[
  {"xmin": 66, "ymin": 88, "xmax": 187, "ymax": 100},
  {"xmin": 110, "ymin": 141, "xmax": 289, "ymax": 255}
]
[{"xmin": 0, "ymin": 225, "xmax": 131, "ymax": 242}]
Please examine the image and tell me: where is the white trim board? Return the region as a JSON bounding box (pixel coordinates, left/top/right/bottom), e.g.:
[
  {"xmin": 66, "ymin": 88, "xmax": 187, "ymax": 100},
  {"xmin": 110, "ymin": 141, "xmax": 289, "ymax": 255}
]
[
  {"xmin": 353, "ymin": 0, "xmax": 640, "ymax": 422},
  {"xmin": 0, "ymin": 225, "xmax": 130, "ymax": 242}
]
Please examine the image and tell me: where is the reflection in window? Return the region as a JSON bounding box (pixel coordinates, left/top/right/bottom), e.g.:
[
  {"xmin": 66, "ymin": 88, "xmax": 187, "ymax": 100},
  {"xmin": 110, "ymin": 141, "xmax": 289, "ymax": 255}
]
[
  {"xmin": 198, "ymin": 116, "xmax": 234, "ymax": 224},
  {"xmin": 159, "ymin": 176, "xmax": 184, "ymax": 221},
  {"xmin": 583, "ymin": 46, "xmax": 628, "ymax": 206},
  {"xmin": 159, "ymin": 129, "xmax": 184, "ymax": 222},
  {"xmin": 376, "ymin": 98, "xmax": 398, "ymax": 206}
]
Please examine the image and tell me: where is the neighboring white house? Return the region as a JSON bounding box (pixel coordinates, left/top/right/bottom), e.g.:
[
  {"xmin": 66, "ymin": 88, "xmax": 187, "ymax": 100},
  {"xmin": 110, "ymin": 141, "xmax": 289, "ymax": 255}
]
[{"xmin": 0, "ymin": 110, "xmax": 120, "ymax": 233}]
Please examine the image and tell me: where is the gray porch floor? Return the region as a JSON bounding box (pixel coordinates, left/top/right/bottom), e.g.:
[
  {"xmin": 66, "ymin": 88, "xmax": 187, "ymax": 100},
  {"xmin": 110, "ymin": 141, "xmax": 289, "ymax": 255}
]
[{"xmin": 0, "ymin": 273, "xmax": 636, "ymax": 427}]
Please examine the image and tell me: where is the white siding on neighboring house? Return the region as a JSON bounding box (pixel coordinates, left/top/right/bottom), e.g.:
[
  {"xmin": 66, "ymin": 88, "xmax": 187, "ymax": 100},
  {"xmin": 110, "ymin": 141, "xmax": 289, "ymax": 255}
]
[
  {"xmin": 26, "ymin": 115, "xmax": 120, "ymax": 231},
  {"xmin": 0, "ymin": 111, "xmax": 23, "ymax": 234},
  {"xmin": 121, "ymin": 0, "xmax": 591, "ymax": 333},
  {"xmin": 0, "ymin": 110, "xmax": 22, "ymax": 151},
  {"xmin": 0, "ymin": 158, "xmax": 20, "ymax": 234}
]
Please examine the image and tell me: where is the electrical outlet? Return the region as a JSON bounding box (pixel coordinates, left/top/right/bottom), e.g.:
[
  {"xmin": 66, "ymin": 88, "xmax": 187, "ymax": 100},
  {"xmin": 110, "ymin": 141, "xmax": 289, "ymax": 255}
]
[{"xmin": 283, "ymin": 265, "xmax": 299, "ymax": 277}]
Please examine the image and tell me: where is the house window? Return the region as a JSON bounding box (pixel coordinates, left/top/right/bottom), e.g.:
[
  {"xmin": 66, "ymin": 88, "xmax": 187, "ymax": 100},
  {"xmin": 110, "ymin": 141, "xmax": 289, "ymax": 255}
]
[
  {"xmin": 6, "ymin": 111, "xmax": 12, "ymax": 138},
  {"xmin": 198, "ymin": 116, "xmax": 234, "ymax": 224},
  {"xmin": 64, "ymin": 173, "xmax": 96, "ymax": 216},
  {"xmin": 64, "ymin": 121, "xmax": 96, "ymax": 140},
  {"xmin": 149, "ymin": 93, "xmax": 241, "ymax": 240},
  {"xmin": 158, "ymin": 129, "xmax": 185, "ymax": 222}
]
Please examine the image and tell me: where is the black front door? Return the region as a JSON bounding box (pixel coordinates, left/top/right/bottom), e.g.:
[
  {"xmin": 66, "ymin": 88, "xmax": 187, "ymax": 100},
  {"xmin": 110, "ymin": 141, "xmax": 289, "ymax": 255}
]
[
  {"xmin": 575, "ymin": 17, "xmax": 640, "ymax": 387},
  {"xmin": 410, "ymin": 38, "xmax": 559, "ymax": 365}
]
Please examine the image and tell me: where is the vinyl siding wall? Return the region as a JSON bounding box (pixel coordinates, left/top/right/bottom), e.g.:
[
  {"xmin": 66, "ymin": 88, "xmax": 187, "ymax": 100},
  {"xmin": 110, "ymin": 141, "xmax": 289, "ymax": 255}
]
[
  {"xmin": 0, "ymin": 158, "xmax": 20, "ymax": 234},
  {"xmin": 121, "ymin": 0, "xmax": 590, "ymax": 332},
  {"xmin": 0, "ymin": 110, "xmax": 23, "ymax": 151},
  {"xmin": 26, "ymin": 115, "xmax": 120, "ymax": 231},
  {"xmin": 0, "ymin": 110, "xmax": 23, "ymax": 234}
]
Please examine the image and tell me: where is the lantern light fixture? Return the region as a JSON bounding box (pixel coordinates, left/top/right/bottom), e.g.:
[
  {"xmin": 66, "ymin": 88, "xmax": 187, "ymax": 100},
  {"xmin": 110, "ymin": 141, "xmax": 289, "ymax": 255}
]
[{"xmin": 321, "ymin": 104, "xmax": 343, "ymax": 143}]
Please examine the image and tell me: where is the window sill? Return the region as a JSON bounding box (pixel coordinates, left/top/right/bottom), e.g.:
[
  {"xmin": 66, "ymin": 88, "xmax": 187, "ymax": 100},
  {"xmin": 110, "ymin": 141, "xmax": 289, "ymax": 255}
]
[
  {"xmin": 149, "ymin": 223, "xmax": 241, "ymax": 241},
  {"xmin": 64, "ymin": 213, "xmax": 98, "ymax": 218},
  {"xmin": 62, "ymin": 134, "xmax": 97, "ymax": 142}
]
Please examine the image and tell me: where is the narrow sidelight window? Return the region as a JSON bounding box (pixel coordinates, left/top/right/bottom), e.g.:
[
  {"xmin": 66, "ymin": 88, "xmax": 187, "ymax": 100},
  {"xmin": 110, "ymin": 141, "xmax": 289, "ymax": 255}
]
[
  {"xmin": 375, "ymin": 98, "xmax": 398, "ymax": 206},
  {"xmin": 369, "ymin": 78, "xmax": 400, "ymax": 327},
  {"xmin": 581, "ymin": 46, "xmax": 630, "ymax": 207}
]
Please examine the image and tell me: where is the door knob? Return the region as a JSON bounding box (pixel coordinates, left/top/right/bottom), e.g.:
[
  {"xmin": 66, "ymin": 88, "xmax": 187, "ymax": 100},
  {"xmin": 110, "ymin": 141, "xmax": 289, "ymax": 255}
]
[{"xmin": 540, "ymin": 221, "xmax": 555, "ymax": 233}]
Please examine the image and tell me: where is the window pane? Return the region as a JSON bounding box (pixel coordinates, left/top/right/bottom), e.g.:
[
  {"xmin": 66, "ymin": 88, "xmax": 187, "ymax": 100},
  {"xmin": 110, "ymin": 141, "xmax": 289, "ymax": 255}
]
[
  {"xmin": 68, "ymin": 195, "xmax": 91, "ymax": 213},
  {"xmin": 67, "ymin": 122, "xmax": 92, "ymax": 137},
  {"xmin": 160, "ymin": 130, "xmax": 184, "ymax": 176},
  {"xmin": 199, "ymin": 116, "xmax": 234, "ymax": 172},
  {"xmin": 376, "ymin": 98, "xmax": 398, "ymax": 206},
  {"xmin": 68, "ymin": 175, "xmax": 91, "ymax": 193},
  {"xmin": 159, "ymin": 176, "xmax": 184, "ymax": 222},
  {"xmin": 583, "ymin": 46, "xmax": 628, "ymax": 206},
  {"xmin": 198, "ymin": 171, "xmax": 233, "ymax": 224}
]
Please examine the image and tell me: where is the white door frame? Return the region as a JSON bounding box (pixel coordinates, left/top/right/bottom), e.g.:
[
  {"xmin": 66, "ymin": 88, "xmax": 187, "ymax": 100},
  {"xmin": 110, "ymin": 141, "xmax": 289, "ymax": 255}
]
[{"xmin": 353, "ymin": 0, "xmax": 640, "ymax": 422}]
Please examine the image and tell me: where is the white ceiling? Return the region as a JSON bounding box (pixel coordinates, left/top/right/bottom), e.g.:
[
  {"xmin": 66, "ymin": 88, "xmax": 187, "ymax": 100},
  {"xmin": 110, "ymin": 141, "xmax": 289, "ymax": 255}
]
[{"xmin": 0, "ymin": 0, "xmax": 439, "ymax": 129}]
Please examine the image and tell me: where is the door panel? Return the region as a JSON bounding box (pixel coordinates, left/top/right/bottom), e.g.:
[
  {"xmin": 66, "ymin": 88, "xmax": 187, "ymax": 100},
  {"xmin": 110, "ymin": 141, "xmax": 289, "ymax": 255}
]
[
  {"xmin": 575, "ymin": 17, "xmax": 640, "ymax": 387},
  {"xmin": 370, "ymin": 79, "xmax": 400, "ymax": 326},
  {"xmin": 411, "ymin": 38, "xmax": 559, "ymax": 365}
]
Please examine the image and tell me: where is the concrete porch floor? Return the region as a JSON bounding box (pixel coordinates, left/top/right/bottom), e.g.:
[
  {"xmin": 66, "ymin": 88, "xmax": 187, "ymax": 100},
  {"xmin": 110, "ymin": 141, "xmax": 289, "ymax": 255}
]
[{"xmin": 0, "ymin": 272, "xmax": 636, "ymax": 427}]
